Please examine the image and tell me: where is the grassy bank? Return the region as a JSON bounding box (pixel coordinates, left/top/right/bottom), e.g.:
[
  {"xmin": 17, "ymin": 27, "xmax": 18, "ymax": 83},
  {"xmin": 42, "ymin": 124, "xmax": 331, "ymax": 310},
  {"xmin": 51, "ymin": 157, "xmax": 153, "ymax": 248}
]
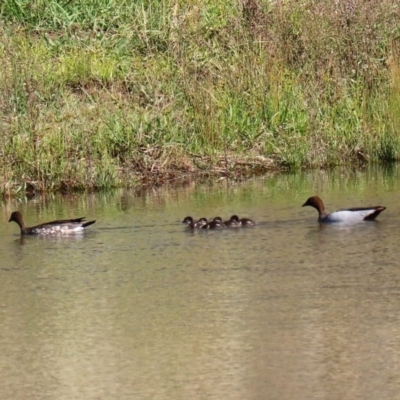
[{"xmin": 0, "ymin": 0, "xmax": 399, "ymax": 195}]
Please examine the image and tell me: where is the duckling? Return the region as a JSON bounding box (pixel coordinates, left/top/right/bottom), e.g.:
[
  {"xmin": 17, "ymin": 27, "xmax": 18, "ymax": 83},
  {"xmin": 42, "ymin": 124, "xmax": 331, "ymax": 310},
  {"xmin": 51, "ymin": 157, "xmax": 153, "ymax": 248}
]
[
  {"xmin": 182, "ymin": 216, "xmax": 208, "ymax": 229},
  {"xmin": 238, "ymin": 216, "xmax": 255, "ymax": 226},
  {"xmin": 224, "ymin": 215, "xmax": 241, "ymax": 227},
  {"xmin": 201, "ymin": 217, "xmax": 225, "ymax": 229},
  {"xmin": 225, "ymin": 215, "xmax": 255, "ymax": 227}
]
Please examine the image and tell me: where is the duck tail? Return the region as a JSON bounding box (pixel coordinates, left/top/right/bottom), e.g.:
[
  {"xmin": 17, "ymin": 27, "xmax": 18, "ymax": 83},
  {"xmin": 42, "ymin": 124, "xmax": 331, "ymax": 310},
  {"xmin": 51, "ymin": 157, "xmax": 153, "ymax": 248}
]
[
  {"xmin": 364, "ymin": 207, "xmax": 386, "ymax": 221},
  {"xmin": 82, "ymin": 220, "xmax": 96, "ymax": 228}
]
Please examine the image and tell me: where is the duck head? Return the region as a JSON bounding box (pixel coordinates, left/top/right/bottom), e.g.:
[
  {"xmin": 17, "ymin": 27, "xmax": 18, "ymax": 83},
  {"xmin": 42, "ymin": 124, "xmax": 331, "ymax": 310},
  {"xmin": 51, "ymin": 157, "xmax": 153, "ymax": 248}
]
[
  {"xmin": 9, "ymin": 211, "xmax": 25, "ymax": 228},
  {"xmin": 302, "ymin": 196, "xmax": 324, "ymax": 209},
  {"xmin": 302, "ymin": 196, "xmax": 326, "ymax": 218},
  {"xmin": 182, "ymin": 216, "xmax": 194, "ymax": 225}
]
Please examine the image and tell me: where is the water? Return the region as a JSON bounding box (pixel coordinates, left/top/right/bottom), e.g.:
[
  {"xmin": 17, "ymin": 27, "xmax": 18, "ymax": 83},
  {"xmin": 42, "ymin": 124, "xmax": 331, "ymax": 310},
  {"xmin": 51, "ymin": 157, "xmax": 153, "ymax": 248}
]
[{"xmin": 1, "ymin": 166, "xmax": 400, "ymax": 400}]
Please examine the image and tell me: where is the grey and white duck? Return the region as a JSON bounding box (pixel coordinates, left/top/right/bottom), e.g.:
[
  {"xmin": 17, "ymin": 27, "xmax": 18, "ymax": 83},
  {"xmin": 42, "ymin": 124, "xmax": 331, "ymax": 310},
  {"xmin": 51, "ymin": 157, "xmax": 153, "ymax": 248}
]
[
  {"xmin": 302, "ymin": 196, "xmax": 386, "ymax": 223},
  {"xmin": 9, "ymin": 211, "xmax": 96, "ymax": 235}
]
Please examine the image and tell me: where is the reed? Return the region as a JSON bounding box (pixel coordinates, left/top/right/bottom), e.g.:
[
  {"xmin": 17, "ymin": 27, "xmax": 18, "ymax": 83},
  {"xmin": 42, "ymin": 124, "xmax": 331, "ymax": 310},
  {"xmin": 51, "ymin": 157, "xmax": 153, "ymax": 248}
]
[{"xmin": 0, "ymin": 0, "xmax": 399, "ymax": 195}]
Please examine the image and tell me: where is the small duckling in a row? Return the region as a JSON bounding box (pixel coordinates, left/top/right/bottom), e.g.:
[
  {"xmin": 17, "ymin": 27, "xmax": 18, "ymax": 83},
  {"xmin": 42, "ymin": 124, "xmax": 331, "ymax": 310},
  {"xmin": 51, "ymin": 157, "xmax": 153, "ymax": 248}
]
[
  {"xmin": 225, "ymin": 215, "xmax": 255, "ymax": 227},
  {"xmin": 182, "ymin": 216, "xmax": 223, "ymax": 229},
  {"xmin": 203, "ymin": 217, "xmax": 225, "ymax": 229},
  {"xmin": 182, "ymin": 215, "xmax": 255, "ymax": 229},
  {"xmin": 182, "ymin": 216, "xmax": 208, "ymax": 229}
]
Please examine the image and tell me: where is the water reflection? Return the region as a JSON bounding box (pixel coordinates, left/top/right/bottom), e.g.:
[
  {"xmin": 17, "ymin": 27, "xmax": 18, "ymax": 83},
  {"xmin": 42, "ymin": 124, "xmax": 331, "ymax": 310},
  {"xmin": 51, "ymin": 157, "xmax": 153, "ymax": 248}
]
[{"xmin": 1, "ymin": 165, "xmax": 400, "ymax": 399}]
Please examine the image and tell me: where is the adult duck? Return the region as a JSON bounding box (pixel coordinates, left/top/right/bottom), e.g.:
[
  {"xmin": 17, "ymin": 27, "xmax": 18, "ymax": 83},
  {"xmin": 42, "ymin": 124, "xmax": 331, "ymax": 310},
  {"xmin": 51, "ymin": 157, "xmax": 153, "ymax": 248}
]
[
  {"xmin": 225, "ymin": 215, "xmax": 255, "ymax": 227},
  {"xmin": 302, "ymin": 196, "xmax": 386, "ymax": 223},
  {"xmin": 9, "ymin": 211, "xmax": 96, "ymax": 235},
  {"xmin": 182, "ymin": 216, "xmax": 207, "ymax": 229}
]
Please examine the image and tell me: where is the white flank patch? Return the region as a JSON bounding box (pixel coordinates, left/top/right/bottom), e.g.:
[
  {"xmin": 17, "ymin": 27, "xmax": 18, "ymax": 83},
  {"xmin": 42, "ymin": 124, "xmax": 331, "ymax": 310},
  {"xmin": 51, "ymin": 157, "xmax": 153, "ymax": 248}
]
[
  {"xmin": 33, "ymin": 225, "xmax": 85, "ymax": 235},
  {"xmin": 324, "ymin": 209, "xmax": 376, "ymax": 223}
]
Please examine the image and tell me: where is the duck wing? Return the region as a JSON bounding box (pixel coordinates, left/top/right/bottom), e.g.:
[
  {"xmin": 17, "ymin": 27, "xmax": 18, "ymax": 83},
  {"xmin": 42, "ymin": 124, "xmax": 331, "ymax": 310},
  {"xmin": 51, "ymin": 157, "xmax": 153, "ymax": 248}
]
[{"xmin": 325, "ymin": 207, "xmax": 386, "ymax": 223}]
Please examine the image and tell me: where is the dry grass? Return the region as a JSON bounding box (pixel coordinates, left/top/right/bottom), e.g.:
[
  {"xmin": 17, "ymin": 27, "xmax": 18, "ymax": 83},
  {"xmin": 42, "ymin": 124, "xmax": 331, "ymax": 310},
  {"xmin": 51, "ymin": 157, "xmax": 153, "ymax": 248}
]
[{"xmin": 0, "ymin": 0, "xmax": 399, "ymax": 195}]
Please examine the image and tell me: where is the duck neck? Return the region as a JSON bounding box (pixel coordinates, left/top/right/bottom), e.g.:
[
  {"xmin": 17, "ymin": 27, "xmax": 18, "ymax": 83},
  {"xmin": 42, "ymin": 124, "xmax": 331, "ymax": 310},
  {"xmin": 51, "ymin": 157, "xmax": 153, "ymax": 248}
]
[
  {"xmin": 15, "ymin": 217, "xmax": 26, "ymax": 233},
  {"xmin": 313, "ymin": 199, "xmax": 326, "ymax": 220}
]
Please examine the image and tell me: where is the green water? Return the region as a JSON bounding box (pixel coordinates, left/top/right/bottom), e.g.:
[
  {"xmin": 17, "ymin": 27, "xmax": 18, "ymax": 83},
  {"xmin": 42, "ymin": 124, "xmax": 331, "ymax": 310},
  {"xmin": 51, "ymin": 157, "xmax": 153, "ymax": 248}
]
[{"xmin": 1, "ymin": 166, "xmax": 400, "ymax": 400}]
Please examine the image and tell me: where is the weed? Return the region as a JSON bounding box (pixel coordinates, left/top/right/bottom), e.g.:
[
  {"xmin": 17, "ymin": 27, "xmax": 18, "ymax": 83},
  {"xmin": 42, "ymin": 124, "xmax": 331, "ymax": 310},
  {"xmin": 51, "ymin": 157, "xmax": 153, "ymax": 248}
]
[{"xmin": 0, "ymin": 0, "xmax": 399, "ymax": 194}]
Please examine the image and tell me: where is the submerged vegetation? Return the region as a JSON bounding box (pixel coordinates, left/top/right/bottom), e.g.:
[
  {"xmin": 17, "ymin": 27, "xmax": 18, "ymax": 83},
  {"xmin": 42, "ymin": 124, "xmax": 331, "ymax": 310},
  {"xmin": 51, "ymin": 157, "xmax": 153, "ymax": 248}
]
[{"xmin": 0, "ymin": 0, "xmax": 399, "ymax": 194}]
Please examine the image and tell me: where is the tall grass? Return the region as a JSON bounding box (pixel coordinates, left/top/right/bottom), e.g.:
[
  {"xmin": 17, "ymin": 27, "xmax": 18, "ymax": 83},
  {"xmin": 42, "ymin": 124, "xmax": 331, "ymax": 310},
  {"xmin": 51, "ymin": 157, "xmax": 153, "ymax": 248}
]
[{"xmin": 0, "ymin": 0, "xmax": 399, "ymax": 194}]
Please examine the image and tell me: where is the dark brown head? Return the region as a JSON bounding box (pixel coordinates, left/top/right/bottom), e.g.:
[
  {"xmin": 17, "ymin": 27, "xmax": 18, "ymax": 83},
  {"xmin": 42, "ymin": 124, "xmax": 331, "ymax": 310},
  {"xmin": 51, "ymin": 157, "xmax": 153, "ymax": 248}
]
[
  {"xmin": 302, "ymin": 196, "xmax": 325, "ymax": 211},
  {"xmin": 9, "ymin": 211, "xmax": 25, "ymax": 230},
  {"xmin": 229, "ymin": 215, "xmax": 240, "ymax": 223},
  {"xmin": 302, "ymin": 196, "xmax": 326, "ymax": 218},
  {"xmin": 9, "ymin": 211, "xmax": 23, "ymax": 224},
  {"xmin": 182, "ymin": 216, "xmax": 194, "ymax": 225}
]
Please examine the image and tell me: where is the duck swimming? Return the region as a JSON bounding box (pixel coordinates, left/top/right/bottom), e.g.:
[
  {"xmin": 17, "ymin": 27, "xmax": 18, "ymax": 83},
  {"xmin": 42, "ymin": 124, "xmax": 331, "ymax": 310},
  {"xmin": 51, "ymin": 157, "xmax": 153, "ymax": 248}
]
[
  {"xmin": 9, "ymin": 211, "xmax": 96, "ymax": 235},
  {"xmin": 201, "ymin": 217, "xmax": 225, "ymax": 229},
  {"xmin": 225, "ymin": 215, "xmax": 255, "ymax": 227},
  {"xmin": 302, "ymin": 196, "xmax": 386, "ymax": 223},
  {"xmin": 182, "ymin": 216, "xmax": 208, "ymax": 229}
]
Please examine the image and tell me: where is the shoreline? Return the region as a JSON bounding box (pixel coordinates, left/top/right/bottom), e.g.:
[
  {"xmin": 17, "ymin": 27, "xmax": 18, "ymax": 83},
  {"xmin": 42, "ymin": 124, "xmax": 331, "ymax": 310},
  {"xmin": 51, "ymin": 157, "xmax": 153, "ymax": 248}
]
[{"xmin": 1, "ymin": 1, "xmax": 398, "ymax": 196}]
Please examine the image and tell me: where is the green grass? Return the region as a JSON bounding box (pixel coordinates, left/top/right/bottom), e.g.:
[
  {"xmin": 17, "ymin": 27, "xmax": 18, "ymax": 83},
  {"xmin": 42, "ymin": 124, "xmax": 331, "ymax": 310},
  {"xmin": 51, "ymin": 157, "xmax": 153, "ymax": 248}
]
[{"xmin": 0, "ymin": 0, "xmax": 399, "ymax": 195}]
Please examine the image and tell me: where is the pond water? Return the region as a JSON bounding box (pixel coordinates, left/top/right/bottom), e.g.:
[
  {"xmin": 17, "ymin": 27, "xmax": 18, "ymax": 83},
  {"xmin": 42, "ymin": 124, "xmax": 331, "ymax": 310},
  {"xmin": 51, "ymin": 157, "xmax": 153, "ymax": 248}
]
[{"xmin": 1, "ymin": 165, "xmax": 400, "ymax": 400}]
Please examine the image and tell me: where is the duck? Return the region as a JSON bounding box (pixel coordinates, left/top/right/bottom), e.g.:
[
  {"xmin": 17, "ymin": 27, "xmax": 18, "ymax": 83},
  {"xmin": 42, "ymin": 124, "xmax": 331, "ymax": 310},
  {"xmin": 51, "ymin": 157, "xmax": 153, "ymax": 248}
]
[
  {"xmin": 224, "ymin": 215, "xmax": 241, "ymax": 227},
  {"xmin": 302, "ymin": 196, "xmax": 386, "ymax": 223},
  {"xmin": 225, "ymin": 215, "xmax": 255, "ymax": 227},
  {"xmin": 9, "ymin": 211, "xmax": 96, "ymax": 235},
  {"xmin": 200, "ymin": 217, "xmax": 225, "ymax": 229},
  {"xmin": 238, "ymin": 216, "xmax": 255, "ymax": 226},
  {"xmin": 212, "ymin": 217, "xmax": 225, "ymax": 227},
  {"xmin": 182, "ymin": 216, "xmax": 208, "ymax": 229}
]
